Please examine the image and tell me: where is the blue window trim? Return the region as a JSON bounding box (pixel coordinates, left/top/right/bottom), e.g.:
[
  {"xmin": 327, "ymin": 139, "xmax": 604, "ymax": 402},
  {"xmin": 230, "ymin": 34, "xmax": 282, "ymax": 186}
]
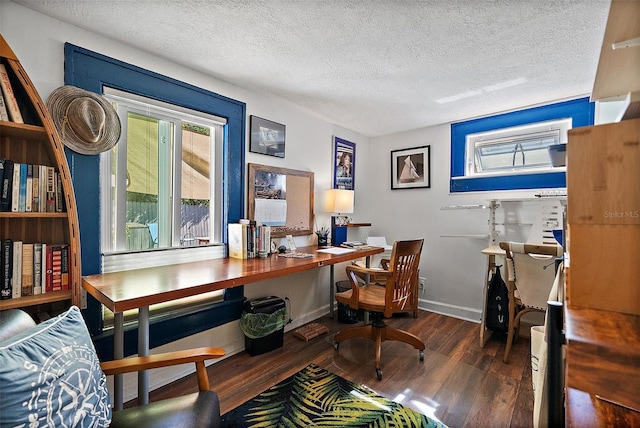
[
  {"xmin": 63, "ymin": 43, "xmax": 246, "ymax": 358},
  {"xmin": 450, "ymin": 97, "xmax": 594, "ymax": 192}
]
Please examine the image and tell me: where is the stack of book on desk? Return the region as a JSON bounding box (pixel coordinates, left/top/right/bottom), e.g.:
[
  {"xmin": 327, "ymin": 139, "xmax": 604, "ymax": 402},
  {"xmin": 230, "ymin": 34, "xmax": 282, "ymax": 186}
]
[{"xmin": 228, "ymin": 221, "xmax": 271, "ymax": 259}]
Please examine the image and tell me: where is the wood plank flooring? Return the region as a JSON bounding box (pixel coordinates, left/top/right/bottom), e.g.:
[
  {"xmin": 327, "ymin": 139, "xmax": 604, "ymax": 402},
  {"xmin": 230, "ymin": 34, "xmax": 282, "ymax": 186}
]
[{"xmin": 145, "ymin": 310, "xmax": 534, "ymax": 427}]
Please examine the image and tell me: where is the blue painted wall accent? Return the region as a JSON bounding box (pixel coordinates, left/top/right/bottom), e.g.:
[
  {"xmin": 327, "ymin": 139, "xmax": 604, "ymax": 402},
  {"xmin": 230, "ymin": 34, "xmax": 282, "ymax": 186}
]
[
  {"xmin": 63, "ymin": 43, "xmax": 246, "ymax": 354},
  {"xmin": 450, "ymin": 97, "xmax": 594, "ymax": 192}
]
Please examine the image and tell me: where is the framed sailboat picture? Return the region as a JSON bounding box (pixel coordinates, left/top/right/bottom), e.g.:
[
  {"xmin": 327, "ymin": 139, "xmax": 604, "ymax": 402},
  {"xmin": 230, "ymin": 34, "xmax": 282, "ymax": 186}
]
[{"xmin": 390, "ymin": 145, "xmax": 431, "ymax": 189}]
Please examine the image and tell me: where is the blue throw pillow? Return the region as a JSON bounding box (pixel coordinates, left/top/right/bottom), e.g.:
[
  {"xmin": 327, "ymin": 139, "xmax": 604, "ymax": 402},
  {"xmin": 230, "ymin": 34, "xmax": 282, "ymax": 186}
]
[{"xmin": 0, "ymin": 306, "xmax": 112, "ymax": 427}]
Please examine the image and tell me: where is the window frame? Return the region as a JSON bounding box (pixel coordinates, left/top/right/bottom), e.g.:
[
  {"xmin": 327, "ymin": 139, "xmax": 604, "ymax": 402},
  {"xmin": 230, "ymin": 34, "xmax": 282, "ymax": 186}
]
[
  {"xmin": 465, "ymin": 118, "xmax": 571, "ymax": 176},
  {"xmin": 100, "ymin": 89, "xmax": 226, "ymax": 254},
  {"xmin": 64, "ymin": 43, "xmax": 246, "ymax": 360},
  {"xmin": 450, "ymin": 97, "xmax": 594, "ymax": 192}
]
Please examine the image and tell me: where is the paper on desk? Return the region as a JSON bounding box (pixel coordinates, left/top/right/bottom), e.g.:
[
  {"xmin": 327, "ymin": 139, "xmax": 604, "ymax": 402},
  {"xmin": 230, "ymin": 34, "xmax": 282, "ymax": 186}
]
[{"xmin": 317, "ymin": 247, "xmax": 355, "ymax": 255}]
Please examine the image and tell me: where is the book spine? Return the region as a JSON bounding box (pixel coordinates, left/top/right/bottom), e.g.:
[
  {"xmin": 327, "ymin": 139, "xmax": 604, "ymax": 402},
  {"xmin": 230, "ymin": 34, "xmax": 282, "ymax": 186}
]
[
  {"xmin": 228, "ymin": 223, "xmax": 248, "ymax": 259},
  {"xmin": 265, "ymin": 226, "xmax": 271, "ymax": 253},
  {"xmin": 11, "ymin": 163, "xmax": 20, "ymax": 212},
  {"xmin": 21, "ymin": 242, "xmax": 33, "ymax": 296},
  {"xmin": 25, "ymin": 164, "xmax": 33, "ymax": 212},
  {"xmin": 52, "ymin": 246, "xmax": 62, "ymax": 292},
  {"xmin": 46, "ymin": 166, "xmax": 56, "ymax": 212},
  {"xmin": 32, "ymin": 164, "xmax": 39, "ymax": 213},
  {"xmin": 0, "ymin": 89, "xmax": 10, "ymax": 121},
  {"xmin": 0, "ymin": 63, "xmax": 24, "ymax": 123},
  {"xmin": 40, "ymin": 243, "xmax": 46, "ymax": 293},
  {"xmin": 0, "ymin": 159, "xmax": 4, "ymax": 206},
  {"xmin": 60, "ymin": 245, "xmax": 69, "ymax": 291},
  {"xmin": 39, "ymin": 165, "xmax": 47, "ymax": 213},
  {"xmin": 0, "ymin": 159, "xmax": 13, "ymax": 212},
  {"xmin": 1, "ymin": 239, "xmax": 12, "ymax": 299},
  {"xmin": 12, "ymin": 241, "xmax": 22, "ymax": 298},
  {"xmin": 55, "ymin": 172, "xmax": 63, "ymax": 212},
  {"xmin": 45, "ymin": 245, "xmax": 53, "ymax": 293},
  {"xmin": 33, "ymin": 242, "xmax": 42, "ymax": 295},
  {"xmin": 248, "ymin": 222, "xmax": 255, "ymax": 258},
  {"xmin": 18, "ymin": 163, "xmax": 27, "ymax": 212}
]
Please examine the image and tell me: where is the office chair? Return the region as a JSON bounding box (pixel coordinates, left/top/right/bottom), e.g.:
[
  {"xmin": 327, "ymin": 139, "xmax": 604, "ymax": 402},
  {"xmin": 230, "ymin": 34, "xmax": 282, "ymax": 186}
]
[
  {"xmin": 499, "ymin": 241, "xmax": 563, "ymax": 364},
  {"xmin": 334, "ymin": 239, "xmax": 425, "ymax": 380}
]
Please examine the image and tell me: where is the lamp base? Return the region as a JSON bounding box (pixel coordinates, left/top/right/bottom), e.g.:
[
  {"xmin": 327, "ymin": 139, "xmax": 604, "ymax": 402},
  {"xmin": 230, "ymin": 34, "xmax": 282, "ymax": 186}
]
[{"xmin": 331, "ymin": 216, "xmax": 348, "ymax": 246}]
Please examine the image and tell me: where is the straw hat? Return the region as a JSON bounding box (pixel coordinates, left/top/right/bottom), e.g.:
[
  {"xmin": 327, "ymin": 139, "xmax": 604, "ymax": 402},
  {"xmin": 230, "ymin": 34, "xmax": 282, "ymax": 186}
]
[{"xmin": 46, "ymin": 85, "xmax": 121, "ymax": 155}]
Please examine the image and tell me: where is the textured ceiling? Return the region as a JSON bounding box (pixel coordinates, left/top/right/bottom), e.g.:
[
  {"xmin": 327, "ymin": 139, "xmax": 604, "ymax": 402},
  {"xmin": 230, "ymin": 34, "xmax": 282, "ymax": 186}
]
[{"xmin": 15, "ymin": 0, "xmax": 611, "ymax": 137}]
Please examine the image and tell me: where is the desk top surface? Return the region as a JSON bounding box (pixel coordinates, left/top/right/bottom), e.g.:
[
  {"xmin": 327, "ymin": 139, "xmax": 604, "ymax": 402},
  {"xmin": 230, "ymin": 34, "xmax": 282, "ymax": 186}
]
[
  {"xmin": 481, "ymin": 245, "xmax": 506, "ymax": 256},
  {"xmin": 82, "ymin": 246, "xmax": 383, "ymax": 313}
]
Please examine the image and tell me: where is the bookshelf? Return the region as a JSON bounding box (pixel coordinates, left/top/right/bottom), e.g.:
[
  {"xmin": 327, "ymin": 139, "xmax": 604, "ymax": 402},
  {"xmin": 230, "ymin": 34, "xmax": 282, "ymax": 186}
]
[{"xmin": 0, "ymin": 34, "xmax": 82, "ymax": 315}]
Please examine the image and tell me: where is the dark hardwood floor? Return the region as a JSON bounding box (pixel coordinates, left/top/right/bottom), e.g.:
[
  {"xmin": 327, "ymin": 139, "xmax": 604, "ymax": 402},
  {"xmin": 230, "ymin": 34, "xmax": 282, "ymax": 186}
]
[{"xmin": 146, "ymin": 310, "xmax": 534, "ymax": 427}]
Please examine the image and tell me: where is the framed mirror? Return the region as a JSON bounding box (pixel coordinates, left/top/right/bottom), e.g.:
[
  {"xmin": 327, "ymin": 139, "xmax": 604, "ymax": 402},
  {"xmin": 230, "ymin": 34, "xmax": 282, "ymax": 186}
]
[{"xmin": 248, "ymin": 163, "xmax": 314, "ymax": 237}]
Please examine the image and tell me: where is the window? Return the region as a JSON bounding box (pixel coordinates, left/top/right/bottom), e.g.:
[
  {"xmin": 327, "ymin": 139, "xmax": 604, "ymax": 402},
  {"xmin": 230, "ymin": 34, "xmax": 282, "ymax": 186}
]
[
  {"xmin": 101, "ymin": 90, "xmax": 225, "ymax": 253},
  {"xmin": 465, "ymin": 118, "xmax": 571, "ymax": 176},
  {"xmin": 450, "ymin": 97, "xmax": 594, "ymax": 192},
  {"xmin": 64, "ymin": 42, "xmax": 246, "ymax": 357}
]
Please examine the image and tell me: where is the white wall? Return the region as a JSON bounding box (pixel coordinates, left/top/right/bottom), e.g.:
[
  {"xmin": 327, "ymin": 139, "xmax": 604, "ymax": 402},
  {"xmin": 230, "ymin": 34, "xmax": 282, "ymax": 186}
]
[
  {"xmin": 361, "ymin": 124, "xmax": 553, "ymax": 321},
  {"xmin": 2, "ymin": 1, "xmax": 567, "ymax": 401}
]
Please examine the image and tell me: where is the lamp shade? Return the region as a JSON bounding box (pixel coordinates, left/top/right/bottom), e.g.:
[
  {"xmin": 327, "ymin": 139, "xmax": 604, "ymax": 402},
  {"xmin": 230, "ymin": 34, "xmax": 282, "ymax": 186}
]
[{"xmin": 324, "ymin": 189, "xmax": 354, "ymax": 214}]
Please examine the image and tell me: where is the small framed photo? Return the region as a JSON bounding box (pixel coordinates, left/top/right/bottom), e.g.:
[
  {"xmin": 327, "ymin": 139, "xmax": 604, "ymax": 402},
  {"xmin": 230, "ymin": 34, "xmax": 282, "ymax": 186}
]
[
  {"xmin": 333, "ymin": 137, "xmax": 355, "ymax": 190},
  {"xmin": 250, "ymin": 115, "xmax": 286, "ymax": 158},
  {"xmin": 390, "ymin": 145, "xmax": 431, "ymax": 190}
]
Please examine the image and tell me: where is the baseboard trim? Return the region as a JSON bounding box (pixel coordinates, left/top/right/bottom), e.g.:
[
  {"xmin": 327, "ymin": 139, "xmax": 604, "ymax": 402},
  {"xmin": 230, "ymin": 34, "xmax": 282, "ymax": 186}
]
[{"xmin": 418, "ymin": 298, "xmax": 481, "ymax": 324}]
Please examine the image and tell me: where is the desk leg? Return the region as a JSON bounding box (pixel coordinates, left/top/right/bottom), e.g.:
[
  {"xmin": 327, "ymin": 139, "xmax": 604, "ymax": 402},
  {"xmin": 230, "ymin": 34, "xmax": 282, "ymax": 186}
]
[
  {"xmin": 364, "ymin": 256, "xmax": 371, "ymax": 324},
  {"xmin": 137, "ymin": 306, "xmax": 150, "ymax": 405},
  {"xmin": 114, "ymin": 312, "xmax": 124, "ymax": 411},
  {"xmin": 329, "ymin": 265, "xmax": 335, "ymax": 318}
]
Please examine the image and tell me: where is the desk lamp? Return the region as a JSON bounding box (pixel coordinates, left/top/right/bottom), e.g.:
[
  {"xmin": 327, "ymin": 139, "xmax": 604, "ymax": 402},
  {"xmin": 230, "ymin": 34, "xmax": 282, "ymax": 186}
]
[{"xmin": 325, "ymin": 189, "xmax": 354, "ymax": 245}]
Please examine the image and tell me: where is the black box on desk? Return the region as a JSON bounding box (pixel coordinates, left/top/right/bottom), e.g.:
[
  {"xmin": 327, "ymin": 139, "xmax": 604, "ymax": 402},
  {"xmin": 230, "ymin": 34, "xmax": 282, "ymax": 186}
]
[{"xmin": 242, "ymin": 296, "xmax": 286, "ymax": 356}]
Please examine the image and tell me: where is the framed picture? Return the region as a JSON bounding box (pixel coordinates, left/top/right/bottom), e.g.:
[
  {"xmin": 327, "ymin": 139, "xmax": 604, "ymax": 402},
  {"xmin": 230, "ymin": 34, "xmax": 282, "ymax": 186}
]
[
  {"xmin": 390, "ymin": 145, "xmax": 431, "ymax": 190},
  {"xmin": 250, "ymin": 115, "xmax": 286, "ymax": 158},
  {"xmin": 332, "ymin": 137, "xmax": 355, "ymax": 190}
]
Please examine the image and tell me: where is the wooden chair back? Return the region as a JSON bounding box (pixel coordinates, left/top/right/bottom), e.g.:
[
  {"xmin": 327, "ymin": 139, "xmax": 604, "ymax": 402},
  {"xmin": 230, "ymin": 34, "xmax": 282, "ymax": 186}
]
[
  {"xmin": 383, "ymin": 239, "xmax": 424, "ymax": 317},
  {"xmin": 499, "ymin": 242, "xmax": 563, "ymax": 310}
]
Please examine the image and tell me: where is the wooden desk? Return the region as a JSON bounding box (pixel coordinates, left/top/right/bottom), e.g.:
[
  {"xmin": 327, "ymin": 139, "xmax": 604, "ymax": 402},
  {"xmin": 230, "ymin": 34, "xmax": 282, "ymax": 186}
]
[{"xmin": 82, "ymin": 245, "xmax": 382, "ymax": 408}]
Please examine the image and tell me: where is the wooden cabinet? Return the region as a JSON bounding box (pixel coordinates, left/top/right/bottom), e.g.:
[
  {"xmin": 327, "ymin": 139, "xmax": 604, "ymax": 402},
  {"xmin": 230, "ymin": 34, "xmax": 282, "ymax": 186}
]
[
  {"xmin": 565, "ymin": 118, "xmax": 640, "ymax": 424},
  {"xmin": 0, "ymin": 35, "xmax": 82, "ymax": 315},
  {"xmin": 566, "ymin": 118, "xmax": 640, "ymax": 315}
]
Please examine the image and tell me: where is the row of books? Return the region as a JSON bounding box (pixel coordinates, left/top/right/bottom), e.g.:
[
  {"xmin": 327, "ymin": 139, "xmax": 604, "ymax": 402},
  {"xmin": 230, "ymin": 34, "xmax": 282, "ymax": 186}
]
[
  {"xmin": 0, "ymin": 159, "xmax": 64, "ymax": 213},
  {"xmin": 0, "ymin": 63, "xmax": 24, "ymax": 123},
  {"xmin": 228, "ymin": 221, "xmax": 271, "ymax": 259},
  {"xmin": 0, "ymin": 241, "xmax": 71, "ymax": 299}
]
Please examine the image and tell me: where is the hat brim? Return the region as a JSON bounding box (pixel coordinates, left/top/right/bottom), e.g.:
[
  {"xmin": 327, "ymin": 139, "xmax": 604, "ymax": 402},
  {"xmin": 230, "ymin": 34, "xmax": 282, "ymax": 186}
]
[{"xmin": 46, "ymin": 85, "xmax": 121, "ymax": 155}]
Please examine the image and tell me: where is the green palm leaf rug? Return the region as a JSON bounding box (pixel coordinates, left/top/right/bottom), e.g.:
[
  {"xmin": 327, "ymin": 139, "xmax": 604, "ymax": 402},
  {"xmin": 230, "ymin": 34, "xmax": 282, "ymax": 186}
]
[{"xmin": 221, "ymin": 364, "xmax": 447, "ymax": 427}]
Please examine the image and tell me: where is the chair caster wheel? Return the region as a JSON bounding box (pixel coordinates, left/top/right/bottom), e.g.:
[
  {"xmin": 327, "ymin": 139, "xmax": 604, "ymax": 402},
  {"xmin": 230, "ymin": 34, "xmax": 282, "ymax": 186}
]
[
  {"xmin": 419, "ymin": 350, "xmax": 424, "ymax": 361},
  {"xmin": 334, "ymin": 341, "xmax": 340, "ymax": 351},
  {"xmin": 376, "ymin": 368, "xmax": 382, "ymax": 380}
]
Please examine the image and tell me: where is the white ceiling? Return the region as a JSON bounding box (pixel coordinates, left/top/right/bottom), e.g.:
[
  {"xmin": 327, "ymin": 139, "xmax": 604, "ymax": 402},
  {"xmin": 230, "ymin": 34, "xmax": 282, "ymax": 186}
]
[{"xmin": 15, "ymin": 0, "xmax": 612, "ymax": 137}]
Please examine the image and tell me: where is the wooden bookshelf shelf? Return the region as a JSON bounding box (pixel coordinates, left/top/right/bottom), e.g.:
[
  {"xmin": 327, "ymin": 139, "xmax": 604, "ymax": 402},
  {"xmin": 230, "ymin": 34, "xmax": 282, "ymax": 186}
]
[
  {"xmin": 0, "ymin": 120, "xmax": 47, "ymax": 138},
  {"xmin": 0, "ymin": 290, "xmax": 72, "ymax": 311},
  {"xmin": 0, "ymin": 212, "xmax": 68, "ymax": 218}
]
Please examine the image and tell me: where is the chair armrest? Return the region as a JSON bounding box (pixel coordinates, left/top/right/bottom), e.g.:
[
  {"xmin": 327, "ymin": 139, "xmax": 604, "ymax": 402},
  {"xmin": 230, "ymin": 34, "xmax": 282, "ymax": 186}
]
[
  {"xmin": 344, "ymin": 264, "xmax": 392, "ymax": 308},
  {"xmin": 346, "ymin": 263, "xmax": 391, "ymax": 279},
  {"xmin": 101, "ymin": 347, "xmax": 225, "ymax": 391}
]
